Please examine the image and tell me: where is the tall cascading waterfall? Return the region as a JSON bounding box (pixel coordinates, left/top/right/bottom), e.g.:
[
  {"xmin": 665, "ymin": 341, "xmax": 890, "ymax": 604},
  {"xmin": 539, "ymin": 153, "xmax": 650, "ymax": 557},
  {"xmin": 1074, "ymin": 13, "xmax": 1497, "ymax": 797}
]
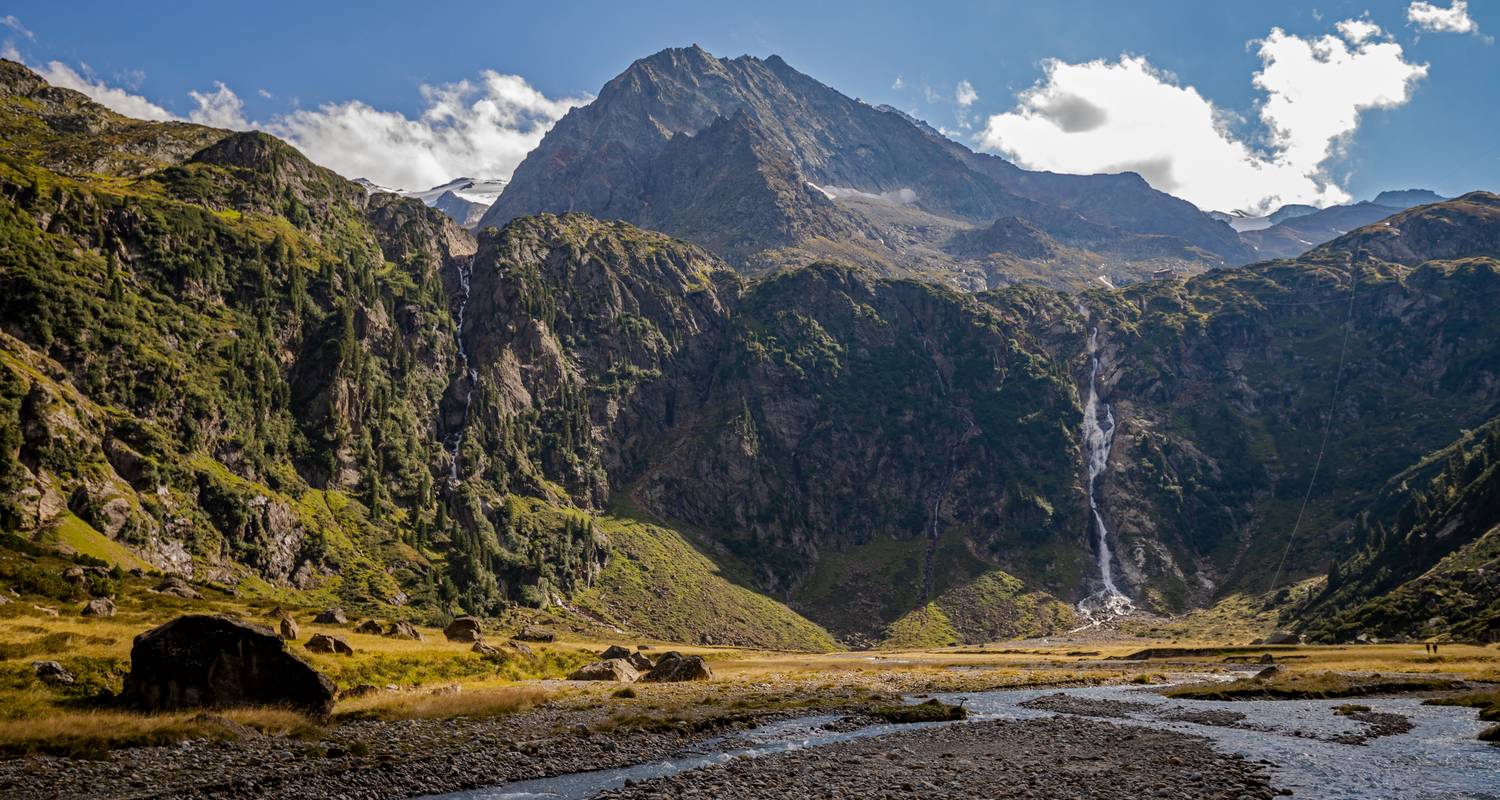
[
  {"xmin": 1077, "ymin": 317, "xmax": 1135, "ymax": 621},
  {"xmin": 444, "ymin": 256, "xmax": 478, "ymax": 485}
]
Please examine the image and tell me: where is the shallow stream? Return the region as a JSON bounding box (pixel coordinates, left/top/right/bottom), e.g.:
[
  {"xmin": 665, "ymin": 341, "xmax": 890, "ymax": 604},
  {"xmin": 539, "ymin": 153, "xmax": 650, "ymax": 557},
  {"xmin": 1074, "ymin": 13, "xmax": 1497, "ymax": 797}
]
[{"xmin": 426, "ymin": 684, "xmax": 1500, "ymax": 799}]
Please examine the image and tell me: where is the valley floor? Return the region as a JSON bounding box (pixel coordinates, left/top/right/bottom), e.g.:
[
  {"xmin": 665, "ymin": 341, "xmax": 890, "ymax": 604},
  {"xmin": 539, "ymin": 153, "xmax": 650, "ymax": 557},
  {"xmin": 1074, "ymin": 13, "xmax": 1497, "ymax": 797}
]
[{"xmin": 2, "ymin": 595, "xmax": 1498, "ymax": 799}]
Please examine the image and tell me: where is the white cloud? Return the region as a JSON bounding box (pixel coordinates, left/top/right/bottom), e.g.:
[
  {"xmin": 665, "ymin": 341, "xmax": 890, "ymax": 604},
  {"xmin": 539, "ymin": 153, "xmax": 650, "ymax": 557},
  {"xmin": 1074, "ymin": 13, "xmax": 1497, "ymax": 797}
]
[
  {"xmin": 977, "ymin": 20, "xmax": 1427, "ymax": 213},
  {"xmin": 15, "ymin": 55, "xmax": 585, "ymax": 190},
  {"xmin": 1407, "ymin": 0, "xmax": 1479, "ymax": 33},
  {"xmin": 1335, "ymin": 17, "xmax": 1383, "ymax": 43},
  {"xmin": 31, "ymin": 60, "xmax": 176, "ymax": 122},
  {"xmin": 955, "ymin": 79, "xmax": 978, "ymax": 107},
  {"xmin": 188, "ymin": 82, "xmax": 251, "ymax": 129},
  {"xmin": 923, "ymin": 84, "xmax": 941, "ymax": 104},
  {"xmin": 891, "ymin": 75, "xmax": 904, "ymax": 91},
  {"xmin": 265, "ymin": 71, "xmax": 587, "ymax": 189},
  {"xmin": 1, "ymin": 15, "xmax": 33, "ymax": 41},
  {"xmin": 257, "ymin": 88, "xmax": 273, "ymax": 99}
]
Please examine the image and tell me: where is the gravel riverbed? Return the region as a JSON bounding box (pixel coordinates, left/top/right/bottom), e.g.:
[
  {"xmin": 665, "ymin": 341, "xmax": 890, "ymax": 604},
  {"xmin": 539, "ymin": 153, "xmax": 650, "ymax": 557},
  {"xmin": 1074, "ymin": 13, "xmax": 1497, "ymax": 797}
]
[
  {"xmin": 0, "ymin": 704, "xmax": 825, "ymax": 800},
  {"xmin": 596, "ymin": 715, "xmax": 1279, "ymax": 800}
]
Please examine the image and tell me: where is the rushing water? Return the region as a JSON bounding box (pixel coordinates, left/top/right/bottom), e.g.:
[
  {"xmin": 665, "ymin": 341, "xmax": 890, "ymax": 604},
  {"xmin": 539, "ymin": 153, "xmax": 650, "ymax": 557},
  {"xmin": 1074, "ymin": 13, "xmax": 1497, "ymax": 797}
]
[
  {"xmin": 445, "ymin": 256, "xmax": 478, "ymax": 484},
  {"xmin": 426, "ymin": 685, "xmax": 1500, "ymax": 800},
  {"xmin": 1077, "ymin": 322, "xmax": 1134, "ymax": 620}
]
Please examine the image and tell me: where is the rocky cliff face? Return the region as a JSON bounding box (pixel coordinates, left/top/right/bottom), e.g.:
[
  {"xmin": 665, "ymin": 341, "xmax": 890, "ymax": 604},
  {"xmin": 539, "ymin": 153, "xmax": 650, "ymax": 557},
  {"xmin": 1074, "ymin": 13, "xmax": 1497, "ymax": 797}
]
[
  {"xmin": 5, "ymin": 57, "xmax": 1499, "ymax": 645},
  {"xmin": 480, "ymin": 46, "xmax": 1250, "ymax": 290}
]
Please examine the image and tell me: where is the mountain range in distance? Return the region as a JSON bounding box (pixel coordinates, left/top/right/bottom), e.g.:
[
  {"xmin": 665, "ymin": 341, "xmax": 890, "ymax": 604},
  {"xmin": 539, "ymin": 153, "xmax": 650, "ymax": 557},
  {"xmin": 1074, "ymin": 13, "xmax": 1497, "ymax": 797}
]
[
  {"xmin": 356, "ymin": 176, "xmax": 508, "ymax": 229},
  {"xmin": 1211, "ymin": 189, "xmax": 1451, "ymax": 260}
]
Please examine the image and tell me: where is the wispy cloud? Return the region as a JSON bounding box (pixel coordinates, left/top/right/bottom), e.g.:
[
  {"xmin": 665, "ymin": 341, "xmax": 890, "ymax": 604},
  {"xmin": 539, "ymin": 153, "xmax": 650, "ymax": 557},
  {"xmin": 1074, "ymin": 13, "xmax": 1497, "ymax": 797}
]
[
  {"xmin": 977, "ymin": 17, "xmax": 1427, "ymax": 213},
  {"xmin": 955, "ymin": 79, "xmax": 977, "ymax": 107},
  {"xmin": 31, "ymin": 59, "xmax": 177, "ymax": 122},
  {"xmin": 1, "ymin": 15, "xmax": 34, "ymax": 41}
]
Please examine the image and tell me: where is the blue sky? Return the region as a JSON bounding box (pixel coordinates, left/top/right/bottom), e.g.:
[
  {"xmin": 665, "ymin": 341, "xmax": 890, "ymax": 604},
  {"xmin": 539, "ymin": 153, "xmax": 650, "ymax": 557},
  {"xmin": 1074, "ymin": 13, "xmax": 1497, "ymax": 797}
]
[{"xmin": 4, "ymin": 1, "xmax": 1495, "ymax": 211}]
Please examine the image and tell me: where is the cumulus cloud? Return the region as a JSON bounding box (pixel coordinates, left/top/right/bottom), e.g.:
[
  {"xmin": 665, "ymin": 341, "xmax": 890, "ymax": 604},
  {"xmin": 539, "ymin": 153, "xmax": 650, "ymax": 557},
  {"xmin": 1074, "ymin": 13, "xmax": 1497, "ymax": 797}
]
[
  {"xmin": 1335, "ymin": 17, "xmax": 1383, "ymax": 43},
  {"xmin": 1407, "ymin": 0, "xmax": 1479, "ymax": 33},
  {"xmin": 891, "ymin": 75, "xmax": 904, "ymax": 90},
  {"xmin": 13, "ymin": 53, "xmax": 585, "ymax": 190},
  {"xmin": 977, "ymin": 19, "xmax": 1427, "ymax": 212},
  {"xmin": 265, "ymin": 72, "xmax": 586, "ymax": 189},
  {"xmin": 187, "ymin": 82, "xmax": 251, "ymax": 129}
]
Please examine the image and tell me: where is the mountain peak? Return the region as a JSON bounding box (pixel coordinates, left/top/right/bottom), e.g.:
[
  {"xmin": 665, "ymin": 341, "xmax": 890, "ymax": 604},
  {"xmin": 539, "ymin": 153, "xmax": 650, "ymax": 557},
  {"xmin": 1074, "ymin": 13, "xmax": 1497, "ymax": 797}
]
[
  {"xmin": 1316, "ymin": 191, "xmax": 1500, "ymax": 264},
  {"xmin": 1371, "ymin": 188, "xmax": 1448, "ymax": 209},
  {"xmin": 481, "ymin": 45, "xmax": 1252, "ymax": 283}
]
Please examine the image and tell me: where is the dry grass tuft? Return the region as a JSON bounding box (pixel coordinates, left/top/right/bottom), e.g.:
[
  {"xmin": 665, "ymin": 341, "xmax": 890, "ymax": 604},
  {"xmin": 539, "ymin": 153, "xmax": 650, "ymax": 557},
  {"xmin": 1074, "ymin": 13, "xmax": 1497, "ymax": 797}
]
[
  {"xmin": 0, "ymin": 707, "xmax": 321, "ymax": 758},
  {"xmin": 335, "ymin": 685, "xmax": 550, "ymax": 722}
]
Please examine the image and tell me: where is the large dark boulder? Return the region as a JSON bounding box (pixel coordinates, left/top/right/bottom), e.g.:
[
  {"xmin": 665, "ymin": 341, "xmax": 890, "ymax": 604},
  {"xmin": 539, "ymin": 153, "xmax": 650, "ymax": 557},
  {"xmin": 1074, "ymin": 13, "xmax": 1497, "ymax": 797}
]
[
  {"xmin": 568, "ymin": 658, "xmax": 640, "ymax": 682},
  {"xmin": 641, "ymin": 651, "xmax": 712, "ymax": 683},
  {"xmin": 514, "ymin": 624, "xmax": 554, "ymax": 642},
  {"xmin": 122, "ymin": 615, "xmax": 335, "ymax": 716},
  {"xmin": 305, "ymin": 633, "xmax": 354, "ymax": 655},
  {"xmin": 444, "ymin": 616, "xmax": 483, "ymax": 642},
  {"xmin": 601, "ymin": 645, "xmax": 653, "ymax": 671},
  {"xmin": 313, "ymin": 608, "xmax": 348, "ymax": 625},
  {"xmin": 385, "ymin": 620, "xmax": 421, "ymax": 640}
]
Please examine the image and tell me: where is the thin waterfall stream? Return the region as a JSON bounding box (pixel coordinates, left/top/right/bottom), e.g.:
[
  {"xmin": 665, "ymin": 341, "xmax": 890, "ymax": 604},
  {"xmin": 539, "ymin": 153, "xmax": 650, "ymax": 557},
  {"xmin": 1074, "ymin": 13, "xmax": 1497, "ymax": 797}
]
[
  {"xmin": 445, "ymin": 255, "xmax": 478, "ymax": 485},
  {"xmin": 1076, "ymin": 316, "xmax": 1134, "ymax": 622}
]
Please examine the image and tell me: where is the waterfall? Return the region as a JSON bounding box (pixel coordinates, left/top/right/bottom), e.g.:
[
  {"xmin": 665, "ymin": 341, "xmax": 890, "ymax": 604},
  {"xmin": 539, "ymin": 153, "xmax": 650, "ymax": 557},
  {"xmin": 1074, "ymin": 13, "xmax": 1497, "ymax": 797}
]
[
  {"xmin": 1077, "ymin": 319, "xmax": 1134, "ymax": 621},
  {"xmin": 444, "ymin": 256, "xmax": 477, "ymax": 485}
]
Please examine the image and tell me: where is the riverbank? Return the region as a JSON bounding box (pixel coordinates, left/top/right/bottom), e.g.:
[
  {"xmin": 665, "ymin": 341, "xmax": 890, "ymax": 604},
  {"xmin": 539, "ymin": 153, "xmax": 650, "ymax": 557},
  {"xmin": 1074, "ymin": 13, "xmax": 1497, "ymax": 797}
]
[{"xmin": 596, "ymin": 715, "xmax": 1278, "ymax": 800}]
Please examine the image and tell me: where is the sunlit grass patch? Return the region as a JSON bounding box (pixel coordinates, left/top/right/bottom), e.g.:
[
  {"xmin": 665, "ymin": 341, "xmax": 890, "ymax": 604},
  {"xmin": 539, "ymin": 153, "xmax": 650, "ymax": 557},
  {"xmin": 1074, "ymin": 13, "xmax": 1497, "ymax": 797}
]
[
  {"xmin": 335, "ymin": 685, "xmax": 550, "ymax": 722},
  {"xmin": 1165, "ymin": 671, "xmax": 1463, "ymax": 701}
]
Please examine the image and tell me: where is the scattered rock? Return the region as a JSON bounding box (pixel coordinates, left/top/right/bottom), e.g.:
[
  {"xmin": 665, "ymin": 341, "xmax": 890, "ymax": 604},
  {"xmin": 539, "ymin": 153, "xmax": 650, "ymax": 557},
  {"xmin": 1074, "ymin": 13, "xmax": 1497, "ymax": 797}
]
[
  {"xmin": 641, "ymin": 651, "xmax": 712, "ymax": 683},
  {"xmin": 154, "ymin": 575, "xmax": 200, "ymax": 599},
  {"xmin": 472, "ymin": 641, "xmax": 504, "ymax": 659},
  {"xmin": 341, "ymin": 684, "xmax": 380, "ymax": 699},
  {"xmin": 33, "ymin": 660, "xmax": 75, "ymax": 686},
  {"xmin": 430, "ymin": 683, "xmax": 462, "ymax": 695},
  {"xmin": 313, "ymin": 608, "xmax": 348, "ymax": 625},
  {"xmin": 1260, "ymin": 631, "xmax": 1302, "ymax": 645},
  {"xmin": 32, "ymin": 604, "xmax": 59, "ymax": 617},
  {"xmin": 62, "ymin": 566, "xmax": 86, "ymax": 582},
  {"xmin": 385, "ymin": 621, "xmax": 421, "ymax": 640},
  {"xmin": 1258, "ymin": 653, "xmax": 1275, "ymax": 664},
  {"xmin": 1254, "ymin": 665, "xmax": 1281, "ymax": 680},
  {"xmin": 354, "ymin": 620, "xmax": 384, "ymax": 635},
  {"xmin": 514, "ymin": 625, "xmax": 554, "ymax": 643},
  {"xmin": 82, "ymin": 597, "xmax": 116, "ymax": 617},
  {"xmin": 305, "ymin": 633, "xmax": 354, "ymax": 655},
  {"xmin": 121, "ymin": 615, "xmax": 335, "ymax": 715},
  {"xmin": 279, "ymin": 616, "xmax": 299, "ymax": 641},
  {"xmin": 505, "ymin": 640, "xmax": 535, "ymax": 658},
  {"xmin": 600, "ymin": 644, "xmax": 654, "ymax": 670},
  {"xmin": 568, "ymin": 658, "xmax": 640, "ymax": 682},
  {"xmin": 444, "ymin": 616, "xmax": 484, "ymax": 642}
]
